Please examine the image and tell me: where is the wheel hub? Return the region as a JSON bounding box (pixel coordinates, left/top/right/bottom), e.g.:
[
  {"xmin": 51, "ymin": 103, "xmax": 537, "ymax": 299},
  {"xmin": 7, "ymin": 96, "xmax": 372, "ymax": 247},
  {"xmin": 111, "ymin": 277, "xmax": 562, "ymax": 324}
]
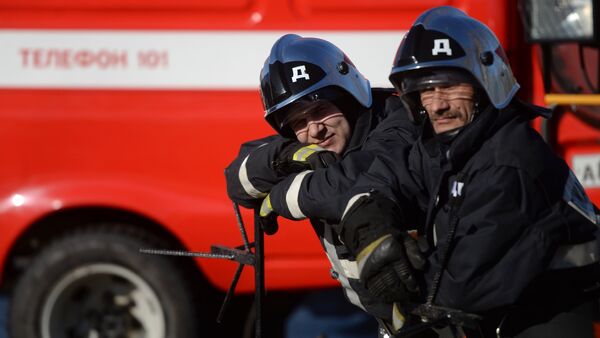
[{"xmin": 40, "ymin": 263, "xmax": 165, "ymax": 338}]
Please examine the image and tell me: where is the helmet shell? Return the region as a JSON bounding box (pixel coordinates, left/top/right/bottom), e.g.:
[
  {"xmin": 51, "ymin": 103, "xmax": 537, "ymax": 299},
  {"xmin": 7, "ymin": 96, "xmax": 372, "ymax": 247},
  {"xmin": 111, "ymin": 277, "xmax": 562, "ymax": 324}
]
[
  {"xmin": 389, "ymin": 6, "xmax": 519, "ymax": 121},
  {"xmin": 260, "ymin": 34, "xmax": 372, "ymax": 136}
]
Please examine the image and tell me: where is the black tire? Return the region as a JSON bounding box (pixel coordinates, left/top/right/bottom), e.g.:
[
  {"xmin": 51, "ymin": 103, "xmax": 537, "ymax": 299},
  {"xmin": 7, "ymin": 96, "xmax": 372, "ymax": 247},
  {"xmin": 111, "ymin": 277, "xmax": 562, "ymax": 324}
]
[{"xmin": 9, "ymin": 224, "xmax": 200, "ymax": 338}]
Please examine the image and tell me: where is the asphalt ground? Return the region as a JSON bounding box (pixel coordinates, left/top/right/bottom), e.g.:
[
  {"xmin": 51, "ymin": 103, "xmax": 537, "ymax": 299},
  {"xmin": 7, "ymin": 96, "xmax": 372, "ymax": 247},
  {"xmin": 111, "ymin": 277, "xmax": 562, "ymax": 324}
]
[
  {"xmin": 0, "ymin": 290, "xmax": 377, "ymax": 338},
  {"xmin": 0, "ymin": 295, "xmax": 7, "ymax": 338}
]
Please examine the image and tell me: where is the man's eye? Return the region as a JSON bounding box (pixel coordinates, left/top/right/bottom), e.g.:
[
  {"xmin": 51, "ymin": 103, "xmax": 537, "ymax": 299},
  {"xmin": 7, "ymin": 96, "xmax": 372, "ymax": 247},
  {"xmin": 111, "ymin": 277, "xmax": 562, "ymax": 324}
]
[
  {"xmin": 312, "ymin": 109, "xmax": 332, "ymax": 121},
  {"xmin": 420, "ymin": 91, "xmax": 434, "ymax": 99},
  {"xmin": 291, "ymin": 119, "xmax": 307, "ymax": 130}
]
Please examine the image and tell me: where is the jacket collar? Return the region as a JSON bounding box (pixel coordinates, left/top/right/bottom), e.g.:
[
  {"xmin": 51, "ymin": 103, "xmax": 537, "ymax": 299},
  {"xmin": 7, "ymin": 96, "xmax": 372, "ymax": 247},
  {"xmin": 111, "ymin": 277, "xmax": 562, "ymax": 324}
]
[
  {"xmin": 343, "ymin": 107, "xmax": 372, "ymax": 155},
  {"xmin": 420, "ymin": 100, "xmax": 539, "ymax": 171}
]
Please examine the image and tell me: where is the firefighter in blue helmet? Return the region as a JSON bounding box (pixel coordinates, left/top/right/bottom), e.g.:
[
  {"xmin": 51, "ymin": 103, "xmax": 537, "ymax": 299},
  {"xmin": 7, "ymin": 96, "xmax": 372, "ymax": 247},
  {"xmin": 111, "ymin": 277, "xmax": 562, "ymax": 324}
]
[
  {"xmin": 225, "ymin": 34, "xmax": 425, "ymax": 337},
  {"xmin": 340, "ymin": 6, "xmax": 600, "ymax": 337}
]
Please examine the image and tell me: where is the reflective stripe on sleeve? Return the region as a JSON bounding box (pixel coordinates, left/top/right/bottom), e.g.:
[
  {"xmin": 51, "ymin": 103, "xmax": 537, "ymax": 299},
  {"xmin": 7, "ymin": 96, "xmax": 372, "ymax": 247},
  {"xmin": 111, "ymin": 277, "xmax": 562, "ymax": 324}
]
[
  {"xmin": 564, "ymin": 171, "xmax": 597, "ymax": 225},
  {"xmin": 323, "ymin": 225, "xmax": 365, "ymax": 310},
  {"xmin": 239, "ymin": 155, "xmax": 267, "ymax": 199},
  {"xmin": 549, "ymin": 239, "xmax": 599, "ymax": 269},
  {"xmin": 339, "ymin": 259, "xmax": 360, "ymax": 279},
  {"xmin": 285, "ymin": 170, "xmax": 311, "ymax": 219},
  {"xmin": 341, "ymin": 192, "xmax": 371, "ymax": 220},
  {"xmin": 292, "ymin": 144, "xmax": 325, "ymax": 161}
]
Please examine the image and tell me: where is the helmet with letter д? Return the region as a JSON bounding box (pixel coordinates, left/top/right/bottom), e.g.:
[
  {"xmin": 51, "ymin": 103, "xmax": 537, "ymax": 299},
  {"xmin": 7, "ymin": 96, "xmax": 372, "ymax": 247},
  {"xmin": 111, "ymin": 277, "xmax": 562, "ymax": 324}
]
[
  {"xmin": 388, "ymin": 6, "xmax": 520, "ymax": 122},
  {"xmin": 260, "ymin": 34, "xmax": 372, "ymax": 137}
]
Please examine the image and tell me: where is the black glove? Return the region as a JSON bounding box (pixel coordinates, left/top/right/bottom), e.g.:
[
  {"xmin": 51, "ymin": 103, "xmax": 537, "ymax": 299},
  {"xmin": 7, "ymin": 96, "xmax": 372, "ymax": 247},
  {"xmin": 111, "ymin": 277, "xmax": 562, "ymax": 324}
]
[
  {"xmin": 357, "ymin": 234, "xmax": 425, "ymax": 303},
  {"xmin": 274, "ymin": 141, "xmax": 340, "ymax": 176},
  {"xmin": 258, "ymin": 194, "xmax": 279, "ymax": 235},
  {"xmin": 341, "ymin": 191, "xmax": 426, "ymax": 303},
  {"xmin": 258, "ymin": 212, "xmax": 279, "ymax": 235}
]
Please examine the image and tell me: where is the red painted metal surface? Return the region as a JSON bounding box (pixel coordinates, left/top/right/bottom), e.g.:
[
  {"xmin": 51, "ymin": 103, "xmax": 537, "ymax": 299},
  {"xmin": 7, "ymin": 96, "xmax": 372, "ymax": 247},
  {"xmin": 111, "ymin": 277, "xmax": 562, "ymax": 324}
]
[
  {"xmin": 0, "ymin": 89, "xmax": 331, "ymax": 291},
  {"xmin": 0, "ymin": 0, "xmax": 555, "ymax": 296}
]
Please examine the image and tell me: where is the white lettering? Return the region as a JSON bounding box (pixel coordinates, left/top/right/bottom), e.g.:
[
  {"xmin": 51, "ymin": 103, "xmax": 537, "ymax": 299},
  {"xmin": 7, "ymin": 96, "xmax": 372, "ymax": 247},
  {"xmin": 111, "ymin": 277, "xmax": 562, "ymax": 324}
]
[
  {"xmin": 291, "ymin": 65, "xmax": 310, "ymax": 83},
  {"xmin": 432, "ymin": 39, "xmax": 452, "ymax": 56},
  {"xmin": 451, "ymin": 181, "xmax": 464, "ymax": 197}
]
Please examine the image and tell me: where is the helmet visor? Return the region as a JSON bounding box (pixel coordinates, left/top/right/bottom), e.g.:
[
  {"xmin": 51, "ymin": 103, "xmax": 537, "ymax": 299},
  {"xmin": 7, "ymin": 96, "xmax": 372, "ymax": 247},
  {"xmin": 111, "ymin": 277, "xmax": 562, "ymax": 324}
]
[
  {"xmin": 390, "ymin": 68, "xmax": 478, "ymax": 122},
  {"xmin": 392, "ymin": 68, "xmax": 473, "ymax": 94},
  {"xmin": 419, "ymin": 83, "xmax": 476, "ymax": 108},
  {"xmin": 267, "ymin": 86, "xmax": 347, "ymax": 137}
]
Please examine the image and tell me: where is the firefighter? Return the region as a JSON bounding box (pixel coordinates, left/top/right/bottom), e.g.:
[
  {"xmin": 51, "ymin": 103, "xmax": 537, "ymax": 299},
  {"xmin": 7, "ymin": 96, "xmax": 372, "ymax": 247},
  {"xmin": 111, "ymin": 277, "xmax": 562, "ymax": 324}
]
[
  {"xmin": 225, "ymin": 34, "xmax": 426, "ymax": 337},
  {"xmin": 340, "ymin": 6, "xmax": 600, "ymax": 337}
]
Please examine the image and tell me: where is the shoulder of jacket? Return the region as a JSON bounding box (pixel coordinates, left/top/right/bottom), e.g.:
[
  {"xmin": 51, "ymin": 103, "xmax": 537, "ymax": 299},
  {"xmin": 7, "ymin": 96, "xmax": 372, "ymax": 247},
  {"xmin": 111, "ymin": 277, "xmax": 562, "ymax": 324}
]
[
  {"xmin": 370, "ymin": 91, "xmax": 412, "ymax": 124},
  {"xmin": 480, "ymin": 118, "xmax": 559, "ymax": 178},
  {"xmin": 235, "ymin": 134, "xmax": 285, "ymax": 156},
  {"xmin": 371, "ymin": 88, "xmax": 399, "ymax": 112}
]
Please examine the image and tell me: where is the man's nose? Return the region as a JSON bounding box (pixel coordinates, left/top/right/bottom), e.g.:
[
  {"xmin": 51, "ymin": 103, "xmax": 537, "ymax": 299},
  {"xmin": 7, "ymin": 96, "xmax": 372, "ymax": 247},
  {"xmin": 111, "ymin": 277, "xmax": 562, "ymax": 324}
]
[
  {"xmin": 428, "ymin": 93, "xmax": 450, "ymax": 114},
  {"xmin": 307, "ymin": 121, "xmax": 325, "ymax": 138}
]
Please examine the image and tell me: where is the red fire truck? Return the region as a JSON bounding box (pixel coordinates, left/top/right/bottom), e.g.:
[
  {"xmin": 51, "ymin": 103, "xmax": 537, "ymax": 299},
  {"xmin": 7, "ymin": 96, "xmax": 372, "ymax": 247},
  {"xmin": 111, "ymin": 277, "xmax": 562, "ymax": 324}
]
[{"xmin": 0, "ymin": 0, "xmax": 598, "ymax": 337}]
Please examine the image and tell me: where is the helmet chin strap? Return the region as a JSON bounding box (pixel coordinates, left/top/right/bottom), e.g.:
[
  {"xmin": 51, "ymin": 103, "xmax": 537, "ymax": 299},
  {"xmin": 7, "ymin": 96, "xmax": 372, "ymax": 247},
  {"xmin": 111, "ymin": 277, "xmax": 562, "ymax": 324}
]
[{"xmin": 468, "ymin": 101, "xmax": 479, "ymax": 123}]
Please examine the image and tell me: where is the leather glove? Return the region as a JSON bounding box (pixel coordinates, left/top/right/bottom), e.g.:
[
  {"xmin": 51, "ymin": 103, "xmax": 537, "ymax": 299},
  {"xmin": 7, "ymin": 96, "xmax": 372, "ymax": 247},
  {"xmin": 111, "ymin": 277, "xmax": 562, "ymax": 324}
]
[
  {"xmin": 274, "ymin": 142, "xmax": 340, "ymax": 176},
  {"xmin": 258, "ymin": 194, "xmax": 279, "ymax": 235},
  {"xmin": 357, "ymin": 233, "xmax": 426, "ymax": 303},
  {"xmin": 341, "ymin": 191, "xmax": 426, "ymax": 303}
]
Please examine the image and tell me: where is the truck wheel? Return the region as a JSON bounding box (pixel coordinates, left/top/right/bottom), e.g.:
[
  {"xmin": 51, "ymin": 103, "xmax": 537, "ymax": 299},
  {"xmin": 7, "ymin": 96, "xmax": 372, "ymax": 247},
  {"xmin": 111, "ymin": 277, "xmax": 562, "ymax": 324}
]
[{"xmin": 9, "ymin": 225, "xmax": 200, "ymax": 338}]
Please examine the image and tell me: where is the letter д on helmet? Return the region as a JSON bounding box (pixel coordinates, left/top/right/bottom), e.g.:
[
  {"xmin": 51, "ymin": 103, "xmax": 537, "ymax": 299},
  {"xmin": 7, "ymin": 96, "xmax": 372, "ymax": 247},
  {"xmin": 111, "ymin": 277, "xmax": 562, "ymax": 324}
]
[
  {"xmin": 259, "ymin": 34, "xmax": 372, "ymax": 137},
  {"xmin": 388, "ymin": 6, "xmax": 520, "ymax": 122}
]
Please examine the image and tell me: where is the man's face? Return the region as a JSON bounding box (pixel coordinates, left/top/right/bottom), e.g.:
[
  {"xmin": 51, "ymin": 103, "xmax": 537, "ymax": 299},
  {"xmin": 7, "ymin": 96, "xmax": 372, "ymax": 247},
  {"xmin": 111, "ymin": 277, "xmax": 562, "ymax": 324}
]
[
  {"xmin": 287, "ymin": 101, "xmax": 351, "ymax": 155},
  {"xmin": 419, "ymin": 83, "xmax": 476, "ymax": 134}
]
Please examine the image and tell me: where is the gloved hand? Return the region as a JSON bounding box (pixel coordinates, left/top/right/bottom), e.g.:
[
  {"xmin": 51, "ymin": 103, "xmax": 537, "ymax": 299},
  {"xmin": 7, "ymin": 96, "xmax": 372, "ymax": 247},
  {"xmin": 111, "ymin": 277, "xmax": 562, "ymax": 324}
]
[
  {"xmin": 258, "ymin": 194, "xmax": 279, "ymax": 235},
  {"xmin": 274, "ymin": 142, "xmax": 340, "ymax": 176},
  {"xmin": 357, "ymin": 233, "xmax": 425, "ymax": 303},
  {"xmin": 340, "ymin": 191, "xmax": 426, "ymax": 303}
]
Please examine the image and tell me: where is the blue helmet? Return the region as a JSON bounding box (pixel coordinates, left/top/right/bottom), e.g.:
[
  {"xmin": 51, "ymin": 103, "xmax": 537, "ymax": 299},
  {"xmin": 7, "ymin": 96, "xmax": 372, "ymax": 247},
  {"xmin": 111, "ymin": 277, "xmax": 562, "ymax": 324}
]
[
  {"xmin": 389, "ymin": 6, "xmax": 520, "ymax": 122},
  {"xmin": 260, "ymin": 34, "xmax": 372, "ymax": 137}
]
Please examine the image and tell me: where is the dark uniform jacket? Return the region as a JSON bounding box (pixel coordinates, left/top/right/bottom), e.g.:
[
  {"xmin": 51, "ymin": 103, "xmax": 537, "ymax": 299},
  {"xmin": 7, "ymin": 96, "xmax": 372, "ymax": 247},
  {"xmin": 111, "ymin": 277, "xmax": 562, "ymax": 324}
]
[
  {"xmin": 345, "ymin": 100, "xmax": 600, "ymax": 335},
  {"xmin": 413, "ymin": 101, "xmax": 598, "ymax": 313},
  {"xmin": 224, "ymin": 89, "xmax": 418, "ymax": 323},
  {"xmin": 225, "ymin": 89, "xmax": 416, "ymax": 220}
]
